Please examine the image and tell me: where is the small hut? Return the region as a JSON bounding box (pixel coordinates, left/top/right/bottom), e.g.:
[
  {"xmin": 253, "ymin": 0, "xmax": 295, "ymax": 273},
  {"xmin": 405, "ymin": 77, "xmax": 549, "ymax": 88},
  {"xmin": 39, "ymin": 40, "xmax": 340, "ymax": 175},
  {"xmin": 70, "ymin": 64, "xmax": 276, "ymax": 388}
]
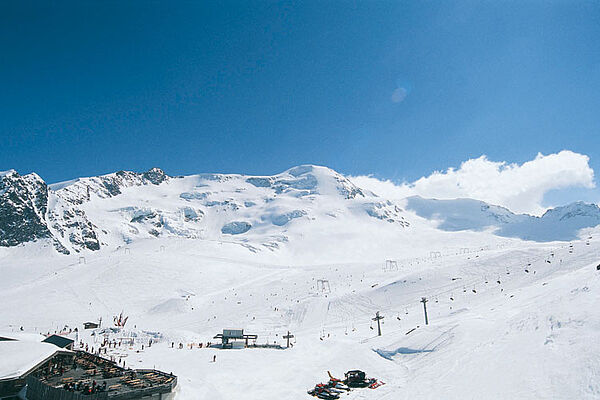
[
  {"xmin": 83, "ymin": 322, "xmax": 99, "ymax": 330},
  {"xmin": 213, "ymin": 329, "xmax": 257, "ymax": 349}
]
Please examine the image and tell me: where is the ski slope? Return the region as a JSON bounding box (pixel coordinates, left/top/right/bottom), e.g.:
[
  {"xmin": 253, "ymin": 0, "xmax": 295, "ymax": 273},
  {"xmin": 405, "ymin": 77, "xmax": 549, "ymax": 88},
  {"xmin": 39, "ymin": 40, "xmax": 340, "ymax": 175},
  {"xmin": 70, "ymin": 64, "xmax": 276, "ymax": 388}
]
[
  {"xmin": 1, "ymin": 165, "xmax": 600, "ymax": 399},
  {"xmin": 1, "ymin": 228, "xmax": 600, "ymax": 399}
]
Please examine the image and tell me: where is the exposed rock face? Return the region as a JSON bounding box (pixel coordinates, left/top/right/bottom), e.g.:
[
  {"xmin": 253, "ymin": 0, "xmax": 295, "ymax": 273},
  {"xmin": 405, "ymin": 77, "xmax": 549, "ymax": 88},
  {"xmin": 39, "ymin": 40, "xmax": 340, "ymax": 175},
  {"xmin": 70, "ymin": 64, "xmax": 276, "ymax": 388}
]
[
  {"xmin": 49, "ymin": 207, "xmax": 101, "ymax": 252},
  {"xmin": 0, "ymin": 168, "xmax": 170, "ymax": 253},
  {"xmin": 0, "ymin": 170, "xmax": 52, "ymax": 247},
  {"xmin": 364, "ymin": 201, "xmax": 410, "ymax": 227},
  {"xmin": 142, "ymin": 168, "xmax": 169, "ymax": 185},
  {"xmin": 221, "ymin": 221, "xmax": 252, "ymax": 235},
  {"xmin": 53, "ymin": 168, "xmax": 170, "ymax": 205}
]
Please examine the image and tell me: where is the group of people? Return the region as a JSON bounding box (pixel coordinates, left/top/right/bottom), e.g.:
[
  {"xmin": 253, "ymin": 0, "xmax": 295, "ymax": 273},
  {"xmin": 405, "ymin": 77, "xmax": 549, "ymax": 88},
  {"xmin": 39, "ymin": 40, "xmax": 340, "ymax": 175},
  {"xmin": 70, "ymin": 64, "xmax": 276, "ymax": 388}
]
[
  {"xmin": 171, "ymin": 341, "xmax": 212, "ymax": 349},
  {"xmin": 63, "ymin": 380, "xmax": 107, "ymax": 394}
]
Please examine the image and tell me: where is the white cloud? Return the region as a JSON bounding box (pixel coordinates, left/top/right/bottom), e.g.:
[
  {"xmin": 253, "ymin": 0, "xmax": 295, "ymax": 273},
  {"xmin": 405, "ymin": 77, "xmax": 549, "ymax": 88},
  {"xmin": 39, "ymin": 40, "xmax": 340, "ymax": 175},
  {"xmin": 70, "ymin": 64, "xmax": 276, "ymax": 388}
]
[{"xmin": 350, "ymin": 151, "xmax": 595, "ymax": 216}]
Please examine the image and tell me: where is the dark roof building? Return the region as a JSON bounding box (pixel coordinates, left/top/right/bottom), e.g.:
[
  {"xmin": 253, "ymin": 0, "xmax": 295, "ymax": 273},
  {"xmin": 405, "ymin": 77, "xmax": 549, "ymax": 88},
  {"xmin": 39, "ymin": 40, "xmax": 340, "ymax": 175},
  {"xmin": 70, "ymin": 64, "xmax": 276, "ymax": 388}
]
[
  {"xmin": 27, "ymin": 351, "xmax": 177, "ymax": 400},
  {"xmin": 42, "ymin": 334, "xmax": 74, "ymax": 350},
  {"xmin": 1, "ymin": 342, "xmax": 177, "ymax": 400}
]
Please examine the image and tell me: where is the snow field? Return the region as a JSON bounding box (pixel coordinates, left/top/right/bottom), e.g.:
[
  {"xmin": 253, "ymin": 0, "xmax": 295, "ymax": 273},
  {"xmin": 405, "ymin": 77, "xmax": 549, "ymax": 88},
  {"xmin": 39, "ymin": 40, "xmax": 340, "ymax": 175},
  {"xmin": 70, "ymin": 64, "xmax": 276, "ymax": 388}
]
[{"xmin": 1, "ymin": 231, "xmax": 599, "ymax": 399}]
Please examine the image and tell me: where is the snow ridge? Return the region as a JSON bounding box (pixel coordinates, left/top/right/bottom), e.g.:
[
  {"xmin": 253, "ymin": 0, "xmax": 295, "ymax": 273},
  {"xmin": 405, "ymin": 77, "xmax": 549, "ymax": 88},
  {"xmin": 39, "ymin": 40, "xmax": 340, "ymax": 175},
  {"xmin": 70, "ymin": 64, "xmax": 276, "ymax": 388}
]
[
  {"xmin": 405, "ymin": 196, "xmax": 600, "ymax": 241},
  {"xmin": 2, "ymin": 165, "xmax": 600, "ymax": 254},
  {"xmin": 0, "ymin": 166, "xmax": 407, "ymax": 254}
]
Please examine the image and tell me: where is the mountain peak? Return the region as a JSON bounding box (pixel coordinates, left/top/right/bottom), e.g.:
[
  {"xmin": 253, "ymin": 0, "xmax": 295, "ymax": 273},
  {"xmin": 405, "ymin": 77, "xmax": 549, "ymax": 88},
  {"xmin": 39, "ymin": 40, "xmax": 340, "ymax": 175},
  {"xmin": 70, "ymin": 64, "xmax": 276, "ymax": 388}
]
[
  {"xmin": 142, "ymin": 167, "xmax": 168, "ymax": 185},
  {"xmin": 0, "ymin": 168, "xmax": 52, "ymax": 248},
  {"xmin": 405, "ymin": 196, "xmax": 600, "ymax": 241},
  {"xmin": 0, "ymin": 169, "xmax": 17, "ymax": 178},
  {"xmin": 541, "ymin": 201, "xmax": 600, "ymax": 221},
  {"xmin": 282, "ymin": 164, "xmax": 338, "ymax": 177},
  {"xmin": 266, "ymin": 164, "xmax": 367, "ymax": 199}
]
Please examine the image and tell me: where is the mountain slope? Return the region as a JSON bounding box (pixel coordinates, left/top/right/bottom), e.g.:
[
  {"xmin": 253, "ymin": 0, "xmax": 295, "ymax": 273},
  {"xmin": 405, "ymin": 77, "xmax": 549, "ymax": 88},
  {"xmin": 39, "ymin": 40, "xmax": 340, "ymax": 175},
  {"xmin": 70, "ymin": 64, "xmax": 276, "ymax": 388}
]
[
  {"xmin": 2, "ymin": 166, "xmax": 599, "ymax": 255},
  {"xmin": 405, "ymin": 196, "xmax": 600, "ymax": 241},
  {"xmin": 0, "ymin": 166, "xmax": 410, "ymax": 255},
  {"xmin": 0, "ymin": 170, "xmax": 53, "ymax": 247}
]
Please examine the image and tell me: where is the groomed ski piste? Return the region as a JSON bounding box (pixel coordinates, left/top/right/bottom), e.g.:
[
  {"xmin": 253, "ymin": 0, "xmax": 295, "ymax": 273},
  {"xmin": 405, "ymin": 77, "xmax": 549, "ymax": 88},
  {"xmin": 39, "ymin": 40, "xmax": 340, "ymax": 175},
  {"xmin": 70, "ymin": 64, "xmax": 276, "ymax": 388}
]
[
  {"xmin": 3, "ymin": 234, "xmax": 600, "ymax": 399},
  {"xmin": 1, "ymin": 167, "xmax": 600, "ymax": 399}
]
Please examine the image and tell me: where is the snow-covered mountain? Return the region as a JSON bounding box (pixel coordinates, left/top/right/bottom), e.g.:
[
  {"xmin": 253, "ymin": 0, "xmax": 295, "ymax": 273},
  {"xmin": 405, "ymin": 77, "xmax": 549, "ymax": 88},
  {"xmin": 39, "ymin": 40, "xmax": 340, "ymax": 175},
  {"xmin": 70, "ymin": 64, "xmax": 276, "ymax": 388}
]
[
  {"xmin": 0, "ymin": 165, "xmax": 410, "ymax": 254},
  {"xmin": 0, "ymin": 168, "xmax": 171, "ymax": 254},
  {"xmin": 2, "ymin": 166, "xmax": 600, "ymax": 255},
  {"xmin": 0, "ymin": 170, "xmax": 53, "ymax": 247},
  {"xmin": 3, "ymin": 166, "xmax": 600, "ymax": 400},
  {"xmin": 404, "ymin": 196, "xmax": 600, "ymax": 241}
]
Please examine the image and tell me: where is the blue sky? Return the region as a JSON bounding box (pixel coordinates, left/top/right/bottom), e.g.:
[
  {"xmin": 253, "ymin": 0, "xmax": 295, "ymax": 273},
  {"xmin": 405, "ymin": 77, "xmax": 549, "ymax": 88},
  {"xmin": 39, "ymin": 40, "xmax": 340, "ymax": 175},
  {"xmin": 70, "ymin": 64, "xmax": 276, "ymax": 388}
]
[{"xmin": 1, "ymin": 1, "xmax": 599, "ymax": 206}]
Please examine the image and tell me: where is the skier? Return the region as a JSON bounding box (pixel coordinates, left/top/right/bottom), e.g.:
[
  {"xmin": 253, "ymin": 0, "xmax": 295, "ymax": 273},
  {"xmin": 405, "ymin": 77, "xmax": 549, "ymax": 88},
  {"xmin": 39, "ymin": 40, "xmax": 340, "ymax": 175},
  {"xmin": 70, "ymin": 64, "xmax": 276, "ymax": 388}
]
[{"xmin": 213, "ymin": 354, "xmax": 216, "ymax": 363}]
